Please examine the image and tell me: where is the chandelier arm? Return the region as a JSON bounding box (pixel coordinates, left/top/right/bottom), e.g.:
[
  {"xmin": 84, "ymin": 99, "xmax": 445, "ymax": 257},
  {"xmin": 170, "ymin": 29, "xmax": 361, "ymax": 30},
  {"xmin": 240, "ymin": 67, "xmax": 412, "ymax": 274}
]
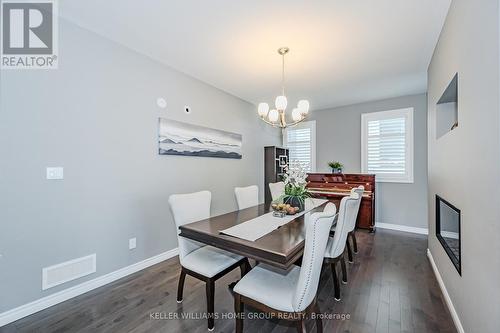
[
  {"xmin": 284, "ymin": 117, "xmax": 307, "ymax": 128},
  {"xmin": 259, "ymin": 117, "xmax": 280, "ymax": 128},
  {"xmin": 279, "ymin": 110, "xmax": 286, "ymax": 127},
  {"xmin": 258, "ymin": 114, "xmax": 306, "ymax": 129}
]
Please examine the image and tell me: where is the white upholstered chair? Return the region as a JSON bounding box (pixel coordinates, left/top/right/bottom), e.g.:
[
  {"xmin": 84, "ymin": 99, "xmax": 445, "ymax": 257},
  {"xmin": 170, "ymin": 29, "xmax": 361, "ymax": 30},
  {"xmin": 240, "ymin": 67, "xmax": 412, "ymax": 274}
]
[
  {"xmin": 330, "ymin": 186, "xmax": 364, "ymax": 263},
  {"xmin": 233, "ymin": 202, "xmax": 337, "ymax": 333},
  {"xmin": 234, "ymin": 185, "xmax": 259, "ymax": 210},
  {"xmin": 169, "ymin": 190, "xmax": 250, "ymax": 331},
  {"xmin": 347, "ymin": 186, "xmax": 364, "ymax": 259},
  {"xmin": 324, "ymin": 192, "xmax": 362, "ymax": 301},
  {"xmin": 268, "ymin": 181, "xmax": 285, "ymax": 201}
]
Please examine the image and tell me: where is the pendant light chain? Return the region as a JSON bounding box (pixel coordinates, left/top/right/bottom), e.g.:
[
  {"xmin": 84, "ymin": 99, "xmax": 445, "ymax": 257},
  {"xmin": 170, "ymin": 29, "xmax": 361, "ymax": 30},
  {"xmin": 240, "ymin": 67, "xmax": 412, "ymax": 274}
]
[{"xmin": 282, "ymin": 52, "xmax": 285, "ymax": 96}]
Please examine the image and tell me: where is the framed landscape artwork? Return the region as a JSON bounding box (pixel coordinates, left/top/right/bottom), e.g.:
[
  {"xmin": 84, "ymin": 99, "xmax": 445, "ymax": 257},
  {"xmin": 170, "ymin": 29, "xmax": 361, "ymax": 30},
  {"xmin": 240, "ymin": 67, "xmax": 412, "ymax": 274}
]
[{"xmin": 158, "ymin": 118, "xmax": 242, "ymax": 159}]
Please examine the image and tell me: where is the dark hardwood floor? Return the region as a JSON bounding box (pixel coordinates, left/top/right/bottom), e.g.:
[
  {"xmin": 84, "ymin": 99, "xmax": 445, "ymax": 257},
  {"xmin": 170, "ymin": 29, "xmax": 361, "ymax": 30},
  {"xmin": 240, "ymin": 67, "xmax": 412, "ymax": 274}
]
[{"xmin": 1, "ymin": 229, "xmax": 457, "ymax": 333}]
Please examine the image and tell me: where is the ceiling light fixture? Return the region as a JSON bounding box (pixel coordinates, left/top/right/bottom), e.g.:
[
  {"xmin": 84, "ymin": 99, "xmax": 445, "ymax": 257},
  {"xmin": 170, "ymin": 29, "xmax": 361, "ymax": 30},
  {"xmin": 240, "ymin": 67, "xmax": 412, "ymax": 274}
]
[{"xmin": 257, "ymin": 47, "xmax": 309, "ymax": 129}]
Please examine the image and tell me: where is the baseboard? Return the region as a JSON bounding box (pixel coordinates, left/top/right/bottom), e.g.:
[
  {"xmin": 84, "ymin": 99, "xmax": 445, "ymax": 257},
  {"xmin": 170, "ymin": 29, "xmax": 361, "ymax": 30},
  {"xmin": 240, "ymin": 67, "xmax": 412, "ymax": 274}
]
[
  {"xmin": 426, "ymin": 249, "xmax": 465, "ymax": 333},
  {"xmin": 376, "ymin": 222, "xmax": 429, "ymax": 235},
  {"xmin": 0, "ymin": 247, "xmax": 179, "ymax": 327}
]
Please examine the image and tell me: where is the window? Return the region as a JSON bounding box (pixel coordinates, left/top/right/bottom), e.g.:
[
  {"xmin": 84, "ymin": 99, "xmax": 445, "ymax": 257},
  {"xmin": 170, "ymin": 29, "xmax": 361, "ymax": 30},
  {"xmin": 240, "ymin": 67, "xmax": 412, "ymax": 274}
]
[
  {"xmin": 361, "ymin": 108, "xmax": 414, "ymax": 183},
  {"xmin": 284, "ymin": 120, "xmax": 316, "ymax": 172}
]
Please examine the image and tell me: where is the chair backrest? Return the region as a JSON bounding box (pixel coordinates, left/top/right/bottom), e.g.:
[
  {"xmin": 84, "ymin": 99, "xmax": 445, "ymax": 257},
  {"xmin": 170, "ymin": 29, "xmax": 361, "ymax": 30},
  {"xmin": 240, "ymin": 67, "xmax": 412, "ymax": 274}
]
[
  {"xmin": 325, "ymin": 192, "xmax": 360, "ymax": 259},
  {"xmin": 347, "ymin": 186, "xmax": 364, "ymax": 232},
  {"xmin": 234, "ymin": 185, "xmax": 259, "ymax": 210},
  {"xmin": 268, "ymin": 181, "xmax": 285, "ymax": 201},
  {"xmin": 168, "ymin": 191, "xmax": 211, "ymax": 264},
  {"xmin": 292, "ymin": 202, "xmax": 337, "ymax": 312}
]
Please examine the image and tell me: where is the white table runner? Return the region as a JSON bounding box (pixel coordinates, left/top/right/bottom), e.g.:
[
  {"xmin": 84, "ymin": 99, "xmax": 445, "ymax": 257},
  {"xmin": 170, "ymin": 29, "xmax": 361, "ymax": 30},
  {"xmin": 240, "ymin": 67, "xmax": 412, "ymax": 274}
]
[{"xmin": 220, "ymin": 198, "xmax": 328, "ymax": 241}]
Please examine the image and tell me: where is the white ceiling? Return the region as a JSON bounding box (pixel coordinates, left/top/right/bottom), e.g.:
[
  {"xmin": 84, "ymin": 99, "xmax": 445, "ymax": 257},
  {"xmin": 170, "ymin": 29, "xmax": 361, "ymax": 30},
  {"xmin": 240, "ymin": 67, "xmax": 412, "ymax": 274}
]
[{"xmin": 60, "ymin": 1, "xmax": 451, "ymax": 110}]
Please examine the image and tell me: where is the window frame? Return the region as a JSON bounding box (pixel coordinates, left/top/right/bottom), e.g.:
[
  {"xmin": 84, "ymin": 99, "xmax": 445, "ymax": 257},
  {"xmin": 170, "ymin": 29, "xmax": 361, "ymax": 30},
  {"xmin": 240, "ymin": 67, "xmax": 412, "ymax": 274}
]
[
  {"xmin": 283, "ymin": 120, "xmax": 316, "ymax": 172},
  {"xmin": 361, "ymin": 108, "xmax": 414, "ymax": 183}
]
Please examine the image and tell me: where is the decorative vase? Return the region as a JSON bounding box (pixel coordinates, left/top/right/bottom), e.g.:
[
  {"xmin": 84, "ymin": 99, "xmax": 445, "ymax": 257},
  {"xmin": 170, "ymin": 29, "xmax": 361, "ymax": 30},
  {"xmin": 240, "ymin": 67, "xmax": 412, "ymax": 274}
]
[
  {"xmin": 286, "ymin": 196, "xmax": 305, "ymax": 212},
  {"xmin": 332, "ymin": 168, "xmax": 342, "ymax": 174}
]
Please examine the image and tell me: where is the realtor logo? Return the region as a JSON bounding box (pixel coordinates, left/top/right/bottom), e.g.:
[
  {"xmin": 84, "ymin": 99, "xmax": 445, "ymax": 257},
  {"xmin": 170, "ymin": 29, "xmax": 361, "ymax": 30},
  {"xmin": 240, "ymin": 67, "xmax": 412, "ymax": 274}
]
[{"xmin": 1, "ymin": 0, "xmax": 58, "ymax": 69}]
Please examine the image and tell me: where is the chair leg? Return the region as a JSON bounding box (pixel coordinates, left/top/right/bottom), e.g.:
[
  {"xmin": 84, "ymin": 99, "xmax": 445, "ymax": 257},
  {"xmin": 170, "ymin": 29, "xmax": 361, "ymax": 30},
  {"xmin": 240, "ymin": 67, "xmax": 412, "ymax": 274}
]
[
  {"xmin": 296, "ymin": 319, "xmax": 306, "ymax": 333},
  {"xmin": 346, "ymin": 240, "xmax": 354, "ymax": 264},
  {"xmin": 330, "ymin": 262, "xmax": 341, "ymax": 301},
  {"xmin": 351, "ymin": 232, "xmax": 358, "ymax": 254},
  {"xmin": 312, "ymin": 302, "xmax": 323, "ymax": 333},
  {"xmin": 340, "ymin": 256, "xmax": 348, "ymax": 284},
  {"xmin": 176, "ymin": 268, "xmax": 186, "ymax": 303},
  {"xmin": 206, "ymin": 279, "xmax": 215, "ymax": 331},
  {"xmin": 234, "ymin": 293, "xmax": 244, "ymax": 333},
  {"xmin": 239, "ymin": 259, "xmax": 250, "ymax": 277},
  {"xmin": 239, "ymin": 263, "xmax": 244, "ymax": 278}
]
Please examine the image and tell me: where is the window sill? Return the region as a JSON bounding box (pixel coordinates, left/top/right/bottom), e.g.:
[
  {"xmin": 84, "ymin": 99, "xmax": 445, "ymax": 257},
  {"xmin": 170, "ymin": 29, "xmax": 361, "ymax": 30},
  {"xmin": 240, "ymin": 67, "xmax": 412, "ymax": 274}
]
[{"xmin": 375, "ymin": 178, "xmax": 414, "ymax": 184}]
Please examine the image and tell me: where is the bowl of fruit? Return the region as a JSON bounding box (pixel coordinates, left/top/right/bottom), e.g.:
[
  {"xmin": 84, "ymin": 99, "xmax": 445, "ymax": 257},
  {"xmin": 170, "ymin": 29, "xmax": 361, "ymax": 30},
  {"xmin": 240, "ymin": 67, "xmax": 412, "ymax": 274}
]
[{"xmin": 271, "ymin": 203, "xmax": 300, "ymax": 218}]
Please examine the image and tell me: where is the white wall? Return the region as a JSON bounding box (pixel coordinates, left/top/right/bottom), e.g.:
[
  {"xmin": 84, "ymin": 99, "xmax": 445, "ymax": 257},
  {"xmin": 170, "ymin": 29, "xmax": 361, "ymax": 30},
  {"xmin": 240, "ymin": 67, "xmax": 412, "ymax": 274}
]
[
  {"xmin": 310, "ymin": 94, "xmax": 428, "ymax": 229},
  {"xmin": 0, "ymin": 20, "xmax": 280, "ymax": 313},
  {"xmin": 427, "ymin": 0, "xmax": 500, "ymax": 332}
]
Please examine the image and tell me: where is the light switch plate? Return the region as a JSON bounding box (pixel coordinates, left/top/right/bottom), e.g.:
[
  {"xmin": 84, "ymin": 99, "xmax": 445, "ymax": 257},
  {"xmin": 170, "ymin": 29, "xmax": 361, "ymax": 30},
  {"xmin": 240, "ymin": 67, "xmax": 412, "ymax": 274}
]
[
  {"xmin": 46, "ymin": 167, "xmax": 64, "ymax": 180},
  {"xmin": 129, "ymin": 238, "xmax": 136, "ymax": 250}
]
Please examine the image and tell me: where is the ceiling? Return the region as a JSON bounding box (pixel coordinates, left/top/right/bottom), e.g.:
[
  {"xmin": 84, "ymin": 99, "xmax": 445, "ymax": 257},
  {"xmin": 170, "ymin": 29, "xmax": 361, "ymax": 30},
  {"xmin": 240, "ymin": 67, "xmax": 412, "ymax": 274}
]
[{"xmin": 60, "ymin": 1, "xmax": 451, "ymax": 110}]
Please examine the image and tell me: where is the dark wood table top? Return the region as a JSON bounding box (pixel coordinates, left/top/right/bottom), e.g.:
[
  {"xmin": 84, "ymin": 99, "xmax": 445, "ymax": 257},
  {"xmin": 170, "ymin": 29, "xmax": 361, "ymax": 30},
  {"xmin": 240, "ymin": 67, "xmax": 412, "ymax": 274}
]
[{"xmin": 179, "ymin": 202, "xmax": 328, "ymax": 269}]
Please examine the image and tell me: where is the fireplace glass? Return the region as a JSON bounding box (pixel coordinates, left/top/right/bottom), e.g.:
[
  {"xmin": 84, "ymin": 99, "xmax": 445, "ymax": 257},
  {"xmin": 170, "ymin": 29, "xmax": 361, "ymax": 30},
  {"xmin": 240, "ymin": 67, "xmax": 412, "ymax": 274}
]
[{"xmin": 436, "ymin": 195, "xmax": 461, "ymax": 274}]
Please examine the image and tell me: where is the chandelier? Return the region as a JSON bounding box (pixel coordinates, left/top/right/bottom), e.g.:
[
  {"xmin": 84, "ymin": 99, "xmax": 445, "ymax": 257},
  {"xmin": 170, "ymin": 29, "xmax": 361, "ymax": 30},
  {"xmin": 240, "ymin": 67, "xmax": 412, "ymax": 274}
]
[{"xmin": 257, "ymin": 47, "xmax": 310, "ymax": 128}]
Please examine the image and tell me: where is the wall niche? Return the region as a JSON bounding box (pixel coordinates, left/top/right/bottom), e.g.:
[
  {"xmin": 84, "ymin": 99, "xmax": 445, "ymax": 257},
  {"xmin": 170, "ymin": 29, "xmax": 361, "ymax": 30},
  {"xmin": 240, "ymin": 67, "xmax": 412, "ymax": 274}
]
[{"xmin": 436, "ymin": 73, "xmax": 458, "ymax": 139}]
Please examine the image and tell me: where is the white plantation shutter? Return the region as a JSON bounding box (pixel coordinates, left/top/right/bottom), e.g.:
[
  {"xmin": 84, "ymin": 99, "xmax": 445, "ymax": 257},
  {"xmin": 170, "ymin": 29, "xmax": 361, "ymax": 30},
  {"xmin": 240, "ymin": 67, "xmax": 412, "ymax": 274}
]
[
  {"xmin": 367, "ymin": 118, "xmax": 405, "ymax": 174},
  {"xmin": 284, "ymin": 121, "xmax": 316, "ymax": 172},
  {"xmin": 361, "ymin": 108, "xmax": 414, "ymax": 183}
]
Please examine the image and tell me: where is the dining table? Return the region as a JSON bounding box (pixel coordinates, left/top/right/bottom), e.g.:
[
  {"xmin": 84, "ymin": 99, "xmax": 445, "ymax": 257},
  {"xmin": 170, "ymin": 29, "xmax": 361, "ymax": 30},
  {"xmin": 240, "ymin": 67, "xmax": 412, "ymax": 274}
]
[{"xmin": 178, "ymin": 201, "xmax": 330, "ymax": 269}]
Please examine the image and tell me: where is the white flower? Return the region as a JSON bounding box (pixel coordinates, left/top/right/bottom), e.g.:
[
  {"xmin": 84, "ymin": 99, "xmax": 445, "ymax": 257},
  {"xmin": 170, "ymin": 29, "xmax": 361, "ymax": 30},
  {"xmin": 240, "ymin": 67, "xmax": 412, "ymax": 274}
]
[{"xmin": 283, "ymin": 160, "xmax": 308, "ymax": 187}]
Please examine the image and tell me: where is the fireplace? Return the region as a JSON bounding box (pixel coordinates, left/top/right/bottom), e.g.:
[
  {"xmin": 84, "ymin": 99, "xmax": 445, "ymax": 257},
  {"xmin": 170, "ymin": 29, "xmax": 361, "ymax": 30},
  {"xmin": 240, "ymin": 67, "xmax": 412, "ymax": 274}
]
[{"xmin": 436, "ymin": 195, "xmax": 461, "ymax": 274}]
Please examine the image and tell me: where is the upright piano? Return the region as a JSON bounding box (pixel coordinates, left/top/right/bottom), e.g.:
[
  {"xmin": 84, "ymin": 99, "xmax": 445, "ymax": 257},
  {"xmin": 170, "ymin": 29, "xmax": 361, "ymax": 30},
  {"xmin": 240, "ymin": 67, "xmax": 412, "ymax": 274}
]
[{"xmin": 306, "ymin": 173, "xmax": 376, "ymax": 232}]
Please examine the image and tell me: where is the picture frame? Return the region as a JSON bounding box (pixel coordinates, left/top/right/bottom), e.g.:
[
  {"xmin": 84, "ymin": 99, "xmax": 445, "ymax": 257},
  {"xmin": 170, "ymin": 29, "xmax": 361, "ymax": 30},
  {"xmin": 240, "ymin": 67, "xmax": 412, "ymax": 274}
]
[
  {"xmin": 278, "ymin": 155, "xmax": 288, "ymax": 167},
  {"xmin": 158, "ymin": 118, "xmax": 242, "ymax": 159}
]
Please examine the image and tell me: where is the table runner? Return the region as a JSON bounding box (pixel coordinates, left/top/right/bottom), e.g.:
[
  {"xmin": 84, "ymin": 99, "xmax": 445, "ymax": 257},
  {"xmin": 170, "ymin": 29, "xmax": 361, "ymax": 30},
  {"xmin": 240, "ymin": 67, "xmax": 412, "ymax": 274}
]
[{"xmin": 219, "ymin": 198, "xmax": 328, "ymax": 241}]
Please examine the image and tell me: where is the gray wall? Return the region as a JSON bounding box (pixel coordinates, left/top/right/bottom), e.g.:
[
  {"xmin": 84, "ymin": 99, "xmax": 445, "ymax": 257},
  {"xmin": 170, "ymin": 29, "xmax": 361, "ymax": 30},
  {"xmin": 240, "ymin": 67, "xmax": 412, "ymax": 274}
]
[
  {"xmin": 310, "ymin": 94, "xmax": 428, "ymax": 229},
  {"xmin": 0, "ymin": 20, "xmax": 279, "ymax": 312},
  {"xmin": 427, "ymin": 0, "xmax": 500, "ymax": 332}
]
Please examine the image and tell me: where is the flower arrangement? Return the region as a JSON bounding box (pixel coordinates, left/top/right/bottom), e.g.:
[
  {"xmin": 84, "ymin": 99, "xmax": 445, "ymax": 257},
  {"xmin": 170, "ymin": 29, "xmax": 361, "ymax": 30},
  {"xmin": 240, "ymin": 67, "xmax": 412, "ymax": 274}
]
[
  {"xmin": 280, "ymin": 160, "xmax": 311, "ymax": 211},
  {"xmin": 328, "ymin": 161, "xmax": 344, "ymax": 173}
]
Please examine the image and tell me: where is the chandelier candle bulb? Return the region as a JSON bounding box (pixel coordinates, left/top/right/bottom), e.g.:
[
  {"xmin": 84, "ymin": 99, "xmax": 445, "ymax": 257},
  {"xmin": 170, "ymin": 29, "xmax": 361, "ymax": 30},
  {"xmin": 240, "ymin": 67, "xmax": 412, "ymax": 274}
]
[
  {"xmin": 275, "ymin": 95, "xmax": 288, "ymax": 110},
  {"xmin": 298, "ymin": 100, "xmax": 310, "ymax": 114},
  {"xmin": 258, "ymin": 102, "xmax": 270, "ymax": 117},
  {"xmin": 268, "ymin": 109, "xmax": 279, "ymax": 123},
  {"xmin": 292, "ymin": 108, "xmax": 302, "ymax": 121}
]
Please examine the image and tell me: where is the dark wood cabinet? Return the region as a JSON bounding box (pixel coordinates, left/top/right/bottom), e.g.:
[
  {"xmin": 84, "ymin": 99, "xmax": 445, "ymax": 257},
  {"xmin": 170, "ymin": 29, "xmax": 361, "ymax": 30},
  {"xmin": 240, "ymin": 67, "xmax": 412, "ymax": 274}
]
[
  {"xmin": 264, "ymin": 146, "xmax": 289, "ymax": 203},
  {"xmin": 306, "ymin": 173, "xmax": 376, "ymax": 231}
]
